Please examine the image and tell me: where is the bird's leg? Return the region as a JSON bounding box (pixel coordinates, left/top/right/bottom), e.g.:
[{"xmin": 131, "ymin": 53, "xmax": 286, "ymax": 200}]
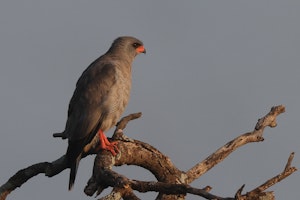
[{"xmin": 98, "ymin": 129, "xmax": 119, "ymax": 156}]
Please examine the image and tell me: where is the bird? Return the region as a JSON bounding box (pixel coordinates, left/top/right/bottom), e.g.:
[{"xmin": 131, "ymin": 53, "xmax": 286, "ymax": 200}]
[{"xmin": 55, "ymin": 36, "xmax": 146, "ymax": 190}]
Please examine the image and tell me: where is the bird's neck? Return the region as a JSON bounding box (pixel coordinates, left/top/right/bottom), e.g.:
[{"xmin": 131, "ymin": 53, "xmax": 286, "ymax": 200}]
[{"xmin": 106, "ymin": 51, "xmax": 135, "ymax": 66}]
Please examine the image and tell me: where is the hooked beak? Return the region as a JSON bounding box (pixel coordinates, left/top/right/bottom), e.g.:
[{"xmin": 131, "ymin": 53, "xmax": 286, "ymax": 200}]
[{"xmin": 136, "ymin": 45, "xmax": 146, "ymax": 54}]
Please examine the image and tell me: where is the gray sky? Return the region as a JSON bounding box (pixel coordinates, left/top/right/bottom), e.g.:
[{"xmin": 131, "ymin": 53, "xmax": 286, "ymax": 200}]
[{"xmin": 0, "ymin": 1, "xmax": 299, "ymax": 199}]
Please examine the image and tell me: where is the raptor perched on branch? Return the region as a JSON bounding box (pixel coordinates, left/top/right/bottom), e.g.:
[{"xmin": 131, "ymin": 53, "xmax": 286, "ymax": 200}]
[{"xmin": 53, "ymin": 36, "xmax": 146, "ymax": 190}]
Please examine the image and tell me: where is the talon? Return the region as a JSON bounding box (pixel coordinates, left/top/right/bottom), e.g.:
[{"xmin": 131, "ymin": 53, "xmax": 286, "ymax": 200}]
[{"xmin": 98, "ymin": 130, "xmax": 119, "ymax": 156}]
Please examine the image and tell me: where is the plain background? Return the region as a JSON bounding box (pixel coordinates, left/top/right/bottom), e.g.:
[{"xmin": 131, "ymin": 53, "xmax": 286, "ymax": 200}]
[{"xmin": 0, "ymin": 1, "xmax": 299, "ymax": 199}]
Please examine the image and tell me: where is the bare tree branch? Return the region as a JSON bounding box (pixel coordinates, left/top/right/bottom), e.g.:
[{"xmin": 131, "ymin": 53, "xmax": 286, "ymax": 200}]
[
  {"xmin": 185, "ymin": 105, "xmax": 285, "ymax": 183},
  {"xmin": 0, "ymin": 105, "xmax": 296, "ymax": 200},
  {"xmin": 84, "ymin": 151, "xmax": 296, "ymax": 200},
  {"xmin": 244, "ymin": 152, "xmax": 297, "ymax": 199}
]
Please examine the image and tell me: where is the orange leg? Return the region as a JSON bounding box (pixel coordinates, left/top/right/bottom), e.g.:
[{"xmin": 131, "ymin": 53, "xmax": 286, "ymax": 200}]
[{"xmin": 98, "ymin": 129, "xmax": 119, "ymax": 156}]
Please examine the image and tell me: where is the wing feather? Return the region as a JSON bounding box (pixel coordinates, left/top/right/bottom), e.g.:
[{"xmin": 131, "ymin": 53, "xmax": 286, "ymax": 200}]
[{"xmin": 65, "ymin": 59, "xmax": 117, "ymax": 142}]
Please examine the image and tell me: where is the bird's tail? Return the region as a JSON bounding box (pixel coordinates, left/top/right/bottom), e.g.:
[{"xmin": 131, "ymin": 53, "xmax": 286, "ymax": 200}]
[
  {"xmin": 68, "ymin": 152, "xmax": 82, "ymax": 190},
  {"xmin": 66, "ymin": 140, "xmax": 84, "ymax": 191}
]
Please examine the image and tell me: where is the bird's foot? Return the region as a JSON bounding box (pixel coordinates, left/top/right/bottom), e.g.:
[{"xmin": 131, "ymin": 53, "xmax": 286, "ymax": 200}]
[
  {"xmin": 100, "ymin": 139, "xmax": 119, "ymax": 156},
  {"xmin": 98, "ymin": 130, "xmax": 119, "ymax": 156}
]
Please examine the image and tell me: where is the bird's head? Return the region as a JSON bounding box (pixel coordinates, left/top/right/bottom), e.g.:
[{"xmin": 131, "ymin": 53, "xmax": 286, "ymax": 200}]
[{"xmin": 108, "ymin": 36, "xmax": 146, "ymax": 59}]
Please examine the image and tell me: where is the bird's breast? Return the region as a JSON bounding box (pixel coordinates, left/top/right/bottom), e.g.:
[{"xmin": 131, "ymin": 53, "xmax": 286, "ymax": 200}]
[{"xmin": 100, "ymin": 66, "xmax": 132, "ymax": 131}]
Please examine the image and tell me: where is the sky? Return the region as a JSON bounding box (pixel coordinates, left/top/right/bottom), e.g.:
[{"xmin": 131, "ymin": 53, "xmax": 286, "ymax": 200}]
[{"xmin": 0, "ymin": 1, "xmax": 299, "ymax": 199}]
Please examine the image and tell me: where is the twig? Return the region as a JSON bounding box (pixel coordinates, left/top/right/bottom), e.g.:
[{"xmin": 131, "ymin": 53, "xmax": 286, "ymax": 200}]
[{"xmin": 284, "ymin": 152, "xmax": 294, "ymax": 171}]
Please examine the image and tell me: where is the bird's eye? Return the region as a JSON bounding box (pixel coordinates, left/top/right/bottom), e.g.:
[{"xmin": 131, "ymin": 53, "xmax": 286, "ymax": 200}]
[{"xmin": 132, "ymin": 43, "xmax": 140, "ymax": 48}]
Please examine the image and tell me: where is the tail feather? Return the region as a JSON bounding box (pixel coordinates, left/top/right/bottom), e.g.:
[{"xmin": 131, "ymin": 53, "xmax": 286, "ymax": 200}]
[
  {"xmin": 66, "ymin": 129, "xmax": 98, "ymax": 190},
  {"xmin": 67, "ymin": 140, "xmax": 84, "ymax": 191},
  {"xmin": 68, "ymin": 153, "xmax": 82, "ymax": 190}
]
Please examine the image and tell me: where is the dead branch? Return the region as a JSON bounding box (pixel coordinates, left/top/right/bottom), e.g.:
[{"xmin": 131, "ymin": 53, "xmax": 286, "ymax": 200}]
[
  {"xmin": 88, "ymin": 155, "xmax": 295, "ymax": 200},
  {"xmin": 244, "ymin": 152, "xmax": 297, "ymax": 200},
  {"xmin": 0, "ymin": 155, "xmax": 67, "ymax": 200},
  {"xmin": 86, "ymin": 165, "xmax": 230, "ymax": 200},
  {"xmin": 186, "ymin": 105, "xmax": 286, "ymax": 183},
  {"xmin": 0, "ymin": 105, "xmax": 297, "ymax": 200}
]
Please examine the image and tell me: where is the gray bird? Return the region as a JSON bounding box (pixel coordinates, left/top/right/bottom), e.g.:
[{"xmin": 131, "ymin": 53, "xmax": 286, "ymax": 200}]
[{"xmin": 56, "ymin": 36, "xmax": 145, "ymax": 190}]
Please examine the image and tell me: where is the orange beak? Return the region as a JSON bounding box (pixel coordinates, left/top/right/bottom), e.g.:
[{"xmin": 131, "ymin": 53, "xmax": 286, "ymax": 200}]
[{"xmin": 136, "ymin": 45, "xmax": 146, "ymax": 54}]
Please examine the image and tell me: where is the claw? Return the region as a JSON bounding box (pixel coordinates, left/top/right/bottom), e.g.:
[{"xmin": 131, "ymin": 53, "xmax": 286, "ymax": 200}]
[{"xmin": 98, "ymin": 130, "xmax": 119, "ymax": 156}]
